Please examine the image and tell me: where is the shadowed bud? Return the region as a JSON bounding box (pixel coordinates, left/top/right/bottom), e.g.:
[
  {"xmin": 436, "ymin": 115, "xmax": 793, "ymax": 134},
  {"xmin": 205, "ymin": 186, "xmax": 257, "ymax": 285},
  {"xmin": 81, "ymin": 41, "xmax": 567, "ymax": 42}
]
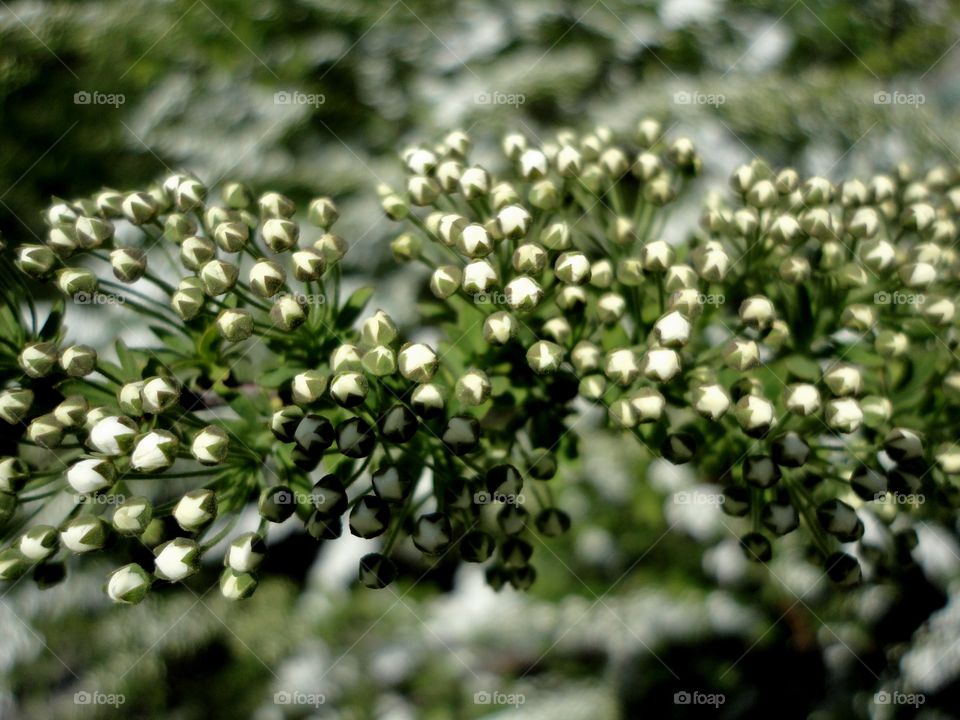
[{"xmin": 217, "ymin": 308, "xmax": 254, "ymax": 342}]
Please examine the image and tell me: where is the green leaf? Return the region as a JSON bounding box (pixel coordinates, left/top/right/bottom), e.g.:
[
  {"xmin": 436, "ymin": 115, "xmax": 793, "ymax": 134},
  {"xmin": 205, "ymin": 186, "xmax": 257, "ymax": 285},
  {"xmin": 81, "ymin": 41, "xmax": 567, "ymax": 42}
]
[
  {"xmin": 58, "ymin": 379, "xmax": 116, "ymax": 405},
  {"xmin": 39, "ymin": 299, "xmax": 64, "ymax": 341},
  {"xmin": 115, "ymin": 340, "xmax": 140, "ymax": 379},
  {"xmin": 784, "ymin": 355, "xmax": 820, "ymax": 382},
  {"xmin": 335, "ymin": 287, "xmax": 374, "ymax": 330},
  {"xmin": 258, "ymin": 365, "xmax": 303, "ymax": 389},
  {"xmin": 150, "ymin": 326, "xmax": 194, "ymax": 356}
]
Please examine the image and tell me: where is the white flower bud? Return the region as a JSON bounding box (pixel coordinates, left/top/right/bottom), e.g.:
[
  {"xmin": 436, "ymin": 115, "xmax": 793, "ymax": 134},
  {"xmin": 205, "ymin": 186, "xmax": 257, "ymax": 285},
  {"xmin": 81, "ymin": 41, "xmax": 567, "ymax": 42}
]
[
  {"xmin": 459, "ymin": 167, "xmax": 490, "ymax": 198},
  {"xmin": 141, "ymin": 376, "xmax": 179, "ymax": 414},
  {"xmin": 88, "ymin": 415, "xmax": 138, "ymax": 455},
  {"xmin": 735, "ymin": 395, "xmax": 776, "ymax": 434},
  {"xmin": 258, "ymin": 191, "xmax": 294, "ymax": 218},
  {"xmin": 249, "ymin": 260, "xmax": 286, "ymax": 298},
  {"xmin": 779, "ymin": 256, "xmax": 811, "ymax": 284},
  {"xmin": 483, "ymin": 311, "xmax": 517, "ymax": 345},
  {"xmin": 27, "ymin": 413, "xmax": 62, "ymax": 448},
  {"xmin": 497, "ymin": 205, "xmax": 532, "ymax": 239},
  {"xmin": 19, "ymin": 525, "xmax": 59, "ymax": 560},
  {"xmin": 861, "ymin": 395, "xmax": 892, "ymax": 427},
  {"xmin": 131, "ymin": 430, "xmax": 179, "ymax": 472},
  {"xmin": 56, "ymin": 267, "xmax": 96, "ymax": 295},
  {"xmin": 512, "ymin": 243, "xmax": 547, "ymax": 274},
  {"xmin": 696, "ymin": 248, "xmax": 730, "ymax": 282},
  {"xmin": 113, "ymin": 496, "xmax": 153, "ymax": 536},
  {"xmin": 122, "ymin": 192, "xmax": 158, "ymax": 224},
  {"xmin": 217, "ymin": 308, "xmax": 254, "ymax": 342},
  {"xmin": 825, "ymin": 398, "xmax": 863, "ymax": 433},
  {"xmin": 313, "ymin": 232, "xmax": 348, "ymax": 263},
  {"xmin": 154, "ymin": 538, "xmax": 200, "ymax": 582},
  {"xmin": 519, "ymin": 149, "xmax": 548, "ymax": 179},
  {"xmin": 226, "ymin": 533, "xmax": 266, "ymax": 573},
  {"xmin": 630, "ymin": 388, "xmax": 666, "ymax": 422},
  {"xmin": 171, "ymin": 278, "xmax": 205, "ymax": 320},
  {"xmin": 330, "ymin": 371, "xmax": 370, "ymax": 406},
  {"xmin": 653, "ymin": 311, "xmax": 692, "ymax": 348},
  {"xmin": 921, "ymin": 297, "xmax": 955, "ymax": 325},
  {"xmin": 110, "ymin": 247, "xmax": 147, "ymax": 282},
  {"xmin": 456, "ymin": 223, "xmax": 493, "ymax": 258},
  {"xmin": 411, "ymin": 383, "xmax": 445, "ymax": 416},
  {"xmin": 739, "ymin": 296, "xmax": 775, "ymax": 330},
  {"xmin": 362, "ymin": 346, "xmax": 397, "ymax": 377},
  {"xmin": 578, "ymin": 375, "xmax": 606, "ymax": 400},
  {"xmin": 557, "ymin": 145, "xmax": 583, "ymax": 176},
  {"xmin": 455, "ymin": 369, "xmax": 491, "ymax": 406},
  {"xmin": 403, "ymin": 147, "xmax": 437, "ymax": 175},
  {"xmin": 360, "ymin": 311, "xmax": 398, "ymax": 348},
  {"xmin": 596, "ymin": 293, "xmax": 626, "ymax": 324},
  {"xmin": 693, "ymin": 384, "xmax": 731, "ymax": 421},
  {"xmin": 462, "ymin": 259, "xmax": 499, "ymax": 295},
  {"xmin": 106, "ymin": 563, "xmax": 152, "ymax": 604},
  {"xmin": 571, "ymin": 341, "xmax": 601, "ymax": 374},
  {"xmin": 641, "ymin": 240, "xmax": 674, "ymax": 272},
  {"xmin": 199, "ymin": 259, "xmax": 239, "ymax": 296},
  {"xmin": 526, "ymin": 341, "xmax": 564, "ymax": 374},
  {"xmin": 783, "ymin": 383, "xmax": 820, "ymax": 416},
  {"xmin": 67, "ymin": 458, "xmax": 116, "ymax": 494},
  {"xmin": 60, "ymin": 345, "xmax": 97, "ymax": 377},
  {"xmin": 541, "ymin": 221, "xmax": 571, "ymax": 250},
  {"xmin": 270, "ymin": 295, "xmax": 307, "ymax": 330},
  {"xmin": 61, "ymin": 517, "xmax": 108, "ymax": 553},
  {"xmin": 18, "ymin": 342, "xmax": 58, "ymax": 378},
  {"xmin": 823, "ymin": 363, "xmax": 862, "ymax": 397},
  {"xmin": 640, "ymin": 347, "xmax": 681, "ymax": 383},
  {"xmin": 16, "ymin": 244, "xmax": 56, "ymax": 277},
  {"xmin": 505, "ymin": 276, "xmax": 543, "ymax": 311},
  {"xmin": 191, "ymin": 425, "xmax": 229, "ymax": 465},
  {"xmin": 173, "ymin": 489, "xmax": 217, "ymax": 531},
  {"xmin": 723, "ymin": 339, "xmax": 760, "ymax": 372},
  {"xmin": 555, "ymin": 251, "xmax": 591, "ymax": 284},
  {"xmin": 398, "ymin": 343, "xmax": 438, "ymax": 383}
]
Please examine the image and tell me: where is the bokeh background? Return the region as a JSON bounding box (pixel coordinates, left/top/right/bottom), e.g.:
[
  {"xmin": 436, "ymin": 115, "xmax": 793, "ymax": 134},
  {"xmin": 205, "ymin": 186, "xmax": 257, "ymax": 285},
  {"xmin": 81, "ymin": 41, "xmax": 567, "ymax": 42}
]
[{"xmin": 2, "ymin": 0, "xmax": 960, "ymax": 717}]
